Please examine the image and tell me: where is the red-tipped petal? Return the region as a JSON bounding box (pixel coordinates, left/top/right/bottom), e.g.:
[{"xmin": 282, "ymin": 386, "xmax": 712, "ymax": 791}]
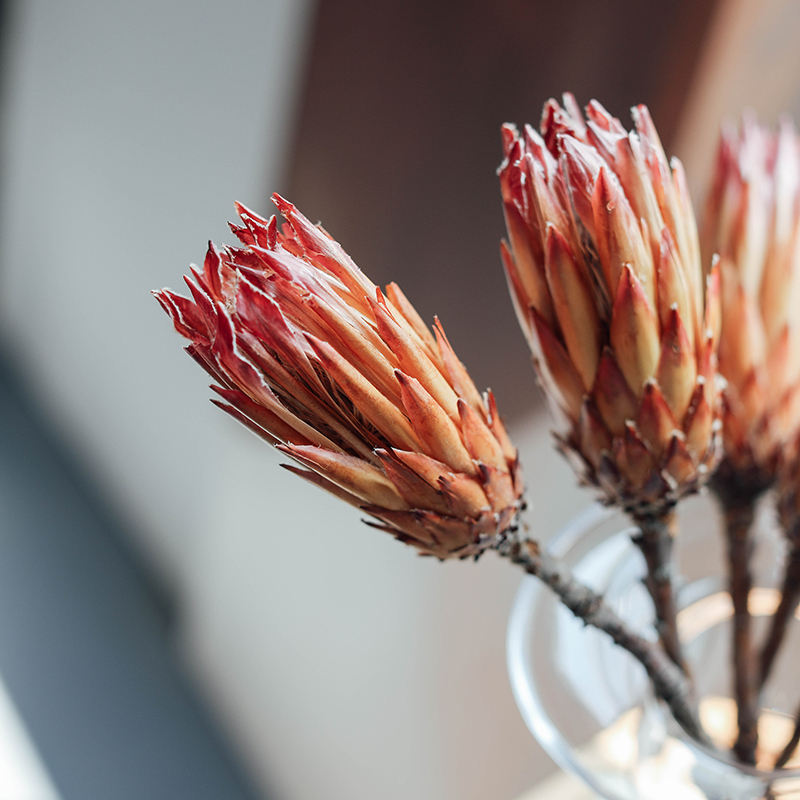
[
  {"xmin": 281, "ymin": 464, "xmax": 365, "ymax": 508},
  {"xmin": 486, "ymin": 390, "xmax": 517, "ymax": 461},
  {"xmin": 272, "ymin": 193, "xmax": 376, "ymax": 300},
  {"xmin": 656, "ymin": 227, "xmax": 693, "ymax": 347},
  {"xmin": 477, "ymin": 463, "xmax": 517, "ymax": 512},
  {"xmin": 458, "ymin": 399, "xmax": 506, "ymax": 470},
  {"xmin": 375, "ymin": 449, "xmax": 450, "ymax": 514},
  {"xmin": 154, "ymin": 289, "xmax": 210, "ymax": 343},
  {"xmin": 621, "ymin": 422, "xmax": 654, "ymax": 490},
  {"xmin": 530, "ymin": 307, "xmax": 585, "ymax": 422},
  {"xmin": 718, "ymin": 272, "xmax": 766, "ymax": 389},
  {"xmin": 663, "ymin": 432, "xmax": 696, "ymax": 485},
  {"xmin": 502, "ymin": 200, "xmax": 554, "ymax": 327},
  {"xmin": 395, "ymin": 371, "xmax": 475, "ymax": 475},
  {"xmin": 592, "ymin": 166, "xmax": 655, "ymax": 310},
  {"xmin": 637, "ymin": 380, "xmax": 678, "ymax": 458},
  {"xmin": 683, "ymin": 381, "xmax": 715, "ymax": 462},
  {"xmin": 383, "ymin": 282, "xmax": 443, "ymax": 366},
  {"xmin": 578, "ymin": 398, "xmax": 612, "ymax": 470},
  {"xmin": 433, "ymin": 319, "xmax": 486, "ymax": 417},
  {"xmin": 559, "ymin": 135, "xmax": 603, "ymax": 241},
  {"xmin": 305, "ymin": 294, "xmax": 401, "ymax": 402},
  {"xmin": 391, "ymin": 449, "xmax": 451, "ymax": 487},
  {"xmin": 233, "ymin": 203, "xmax": 272, "ymax": 249},
  {"xmin": 372, "ymin": 299, "xmax": 459, "ymax": 420},
  {"xmin": 279, "ymin": 444, "xmax": 405, "ymax": 510},
  {"xmin": 439, "ymin": 473, "xmax": 491, "ymax": 518},
  {"xmin": 592, "ymin": 348, "xmax": 638, "ymax": 436},
  {"xmin": 500, "ymin": 239, "xmax": 536, "ymax": 349},
  {"xmin": 544, "ymin": 225, "xmax": 601, "ymax": 392},
  {"xmin": 211, "ymin": 386, "xmax": 311, "ymax": 446},
  {"xmin": 657, "ymin": 306, "xmax": 697, "ymax": 421},
  {"xmin": 306, "ymin": 336, "xmax": 419, "ymax": 452},
  {"xmin": 609, "ymin": 265, "xmax": 660, "ymax": 396}
]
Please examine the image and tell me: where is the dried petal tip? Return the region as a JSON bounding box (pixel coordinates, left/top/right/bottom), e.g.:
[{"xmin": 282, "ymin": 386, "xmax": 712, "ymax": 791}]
[
  {"xmin": 501, "ymin": 97, "xmax": 721, "ymax": 516},
  {"xmin": 156, "ymin": 197, "xmax": 524, "ymax": 559}
]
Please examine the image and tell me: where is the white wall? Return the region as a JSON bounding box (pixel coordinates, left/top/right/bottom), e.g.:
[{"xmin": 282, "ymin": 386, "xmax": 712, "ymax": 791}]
[
  {"xmin": 183, "ymin": 414, "xmax": 589, "ymax": 800},
  {"xmin": 0, "ymin": 0, "xmax": 314, "ymax": 586}
]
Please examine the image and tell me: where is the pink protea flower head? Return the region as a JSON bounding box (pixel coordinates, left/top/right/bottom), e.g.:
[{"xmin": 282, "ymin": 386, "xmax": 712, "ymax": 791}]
[
  {"xmin": 703, "ymin": 114, "xmax": 800, "ymax": 491},
  {"xmin": 499, "ymin": 95, "xmax": 722, "ymax": 518},
  {"xmin": 154, "ymin": 195, "xmax": 523, "ymax": 559}
]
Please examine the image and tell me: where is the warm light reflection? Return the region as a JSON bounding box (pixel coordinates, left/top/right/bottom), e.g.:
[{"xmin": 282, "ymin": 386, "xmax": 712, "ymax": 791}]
[
  {"xmin": 672, "ymin": 589, "xmax": 800, "ymax": 771},
  {"xmin": 592, "ymin": 699, "xmax": 800, "ymax": 792},
  {"xmin": 593, "ymin": 707, "xmax": 705, "ymax": 799},
  {"xmin": 698, "ymin": 696, "xmax": 800, "ymax": 770},
  {"xmin": 676, "ymin": 588, "xmax": 784, "ymax": 643}
]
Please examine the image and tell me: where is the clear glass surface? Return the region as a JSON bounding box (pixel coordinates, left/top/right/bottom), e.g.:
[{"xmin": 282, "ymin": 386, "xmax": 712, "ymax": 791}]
[{"xmin": 507, "ymin": 491, "xmax": 800, "ymax": 800}]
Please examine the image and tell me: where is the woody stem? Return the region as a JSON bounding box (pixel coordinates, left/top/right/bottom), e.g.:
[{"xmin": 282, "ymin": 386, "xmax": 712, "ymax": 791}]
[
  {"xmin": 498, "ymin": 538, "xmax": 709, "ymax": 746},
  {"xmin": 759, "ymin": 545, "xmax": 800, "ymax": 691},
  {"xmin": 630, "ymin": 509, "xmax": 689, "ymax": 676},
  {"xmin": 776, "ymin": 698, "xmax": 800, "ymax": 769},
  {"xmin": 764, "ymin": 547, "xmax": 800, "ymax": 770},
  {"xmin": 722, "ymin": 498, "xmax": 759, "ymax": 764},
  {"xmin": 710, "ymin": 460, "xmax": 773, "ymax": 765}
]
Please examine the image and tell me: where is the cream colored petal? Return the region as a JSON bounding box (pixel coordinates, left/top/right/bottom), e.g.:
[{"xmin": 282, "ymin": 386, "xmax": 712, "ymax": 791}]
[
  {"xmin": 279, "ymin": 444, "xmax": 406, "ymax": 510},
  {"xmin": 396, "ymin": 371, "xmax": 476, "ymax": 475},
  {"xmin": 544, "ymin": 224, "xmax": 601, "ymax": 391},
  {"xmin": 609, "ymin": 265, "xmax": 660, "ymax": 396}
]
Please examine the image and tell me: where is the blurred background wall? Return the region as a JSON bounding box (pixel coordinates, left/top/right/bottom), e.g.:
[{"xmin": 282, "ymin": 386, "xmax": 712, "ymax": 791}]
[{"xmin": 1, "ymin": 0, "xmax": 799, "ymax": 798}]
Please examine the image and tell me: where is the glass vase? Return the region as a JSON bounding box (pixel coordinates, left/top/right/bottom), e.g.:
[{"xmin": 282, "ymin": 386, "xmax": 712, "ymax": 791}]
[{"xmin": 507, "ymin": 491, "xmax": 800, "ymax": 800}]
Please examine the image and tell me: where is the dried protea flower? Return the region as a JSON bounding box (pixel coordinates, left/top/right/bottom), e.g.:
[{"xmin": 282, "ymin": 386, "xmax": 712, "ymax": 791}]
[
  {"xmin": 703, "ymin": 115, "xmax": 800, "ymax": 494},
  {"xmin": 702, "ymin": 116, "xmax": 800, "ymax": 763},
  {"xmin": 154, "ymin": 193, "xmax": 707, "ymax": 746},
  {"xmin": 499, "ymin": 96, "xmax": 721, "ymax": 674},
  {"xmin": 154, "ymin": 195, "xmax": 523, "ymax": 560},
  {"xmin": 499, "ymin": 96, "xmax": 722, "ymax": 520}
]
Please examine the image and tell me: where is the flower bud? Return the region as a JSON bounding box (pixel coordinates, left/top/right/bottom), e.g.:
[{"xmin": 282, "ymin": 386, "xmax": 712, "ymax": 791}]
[
  {"xmin": 155, "ymin": 196, "xmax": 523, "ymax": 558},
  {"xmin": 500, "ymin": 96, "xmax": 721, "ymax": 516}
]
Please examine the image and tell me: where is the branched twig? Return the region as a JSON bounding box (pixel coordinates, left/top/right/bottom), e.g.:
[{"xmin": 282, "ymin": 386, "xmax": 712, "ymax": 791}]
[
  {"xmin": 498, "ymin": 538, "xmax": 709, "ymax": 745},
  {"xmin": 630, "ymin": 509, "xmax": 688, "ymax": 676}
]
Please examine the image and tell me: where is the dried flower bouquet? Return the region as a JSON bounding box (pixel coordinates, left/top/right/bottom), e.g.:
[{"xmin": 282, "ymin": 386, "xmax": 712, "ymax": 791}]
[{"xmin": 155, "ymin": 95, "xmax": 800, "ymax": 769}]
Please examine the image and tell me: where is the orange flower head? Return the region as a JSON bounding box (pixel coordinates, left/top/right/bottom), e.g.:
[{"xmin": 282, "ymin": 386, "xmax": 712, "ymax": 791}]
[
  {"xmin": 499, "ymin": 95, "xmax": 722, "ymax": 517},
  {"xmin": 154, "ymin": 195, "xmax": 523, "ymax": 559},
  {"xmin": 703, "ymin": 115, "xmax": 800, "ymax": 489}
]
